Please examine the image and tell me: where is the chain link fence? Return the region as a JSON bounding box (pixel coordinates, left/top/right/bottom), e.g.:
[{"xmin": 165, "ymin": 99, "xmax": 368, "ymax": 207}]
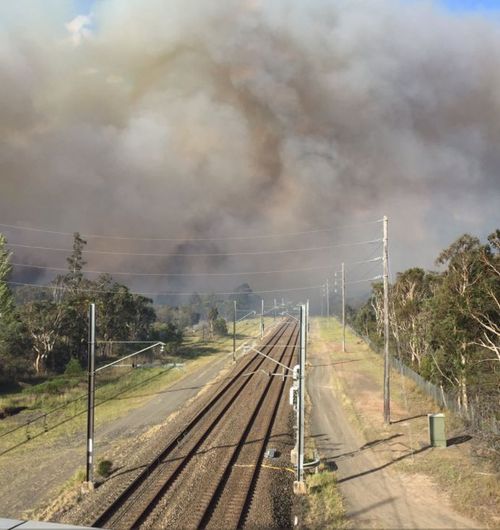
[{"xmin": 347, "ymin": 324, "xmax": 499, "ymax": 438}]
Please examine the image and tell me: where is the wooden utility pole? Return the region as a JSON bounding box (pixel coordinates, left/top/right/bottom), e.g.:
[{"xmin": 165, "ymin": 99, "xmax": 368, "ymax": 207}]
[
  {"xmin": 334, "ymin": 271, "xmax": 338, "ymax": 317},
  {"xmin": 306, "ymin": 299, "xmax": 310, "ymax": 361},
  {"xmin": 342, "ymin": 262, "xmax": 346, "ymax": 353},
  {"xmin": 383, "ymin": 215, "xmax": 390, "ymax": 424},
  {"xmin": 326, "ymin": 278, "xmax": 330, "ymax": 320}
]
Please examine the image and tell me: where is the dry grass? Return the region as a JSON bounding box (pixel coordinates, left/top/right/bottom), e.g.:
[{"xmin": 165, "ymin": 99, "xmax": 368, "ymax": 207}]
[
  {"xmin": 301, "ymin": 370, "xmax": 348, "ymax": 529},
  {"xmin": 301, "ymin": 468, "xmax": 349, "ymax": 529},
  {"xmin": 0, "ymin": 317, "xmax": 277, "ymax": 520},
  {"xmin": 313, "ymin": 316, "xmax": 500, "ymax": 529},
  {"xmin": 30, "ymin": 467, "xmax": 86, "ymax": 522},
  {"xmin": 398, "ymin": 449, "xmax": 500, "ymax": 526},
  {"xmin": 0, "ymin": 317, "xmax": 271, "ymax": 456}
]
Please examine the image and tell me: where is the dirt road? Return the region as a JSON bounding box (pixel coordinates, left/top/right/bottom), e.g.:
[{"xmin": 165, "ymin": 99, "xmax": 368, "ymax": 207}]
[{"xmin": 307, "ymin": 344, "xmax": 482, "ymax": 529}]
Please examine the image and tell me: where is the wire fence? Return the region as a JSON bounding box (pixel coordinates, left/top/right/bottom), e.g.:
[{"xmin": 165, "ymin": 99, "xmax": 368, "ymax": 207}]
[{"xmin": 347, "ymin": 324, "xmax": 499, "ymax": 437}]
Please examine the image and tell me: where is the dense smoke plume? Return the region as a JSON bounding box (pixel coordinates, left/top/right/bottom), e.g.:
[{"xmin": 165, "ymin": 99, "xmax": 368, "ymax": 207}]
[{"xmin": 0, "ymin": 0, "xmax": 499, "ymax": 299}]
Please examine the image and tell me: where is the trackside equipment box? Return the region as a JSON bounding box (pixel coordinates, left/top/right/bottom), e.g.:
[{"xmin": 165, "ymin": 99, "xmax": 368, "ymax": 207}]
[{"xmin": 428, "ymin": 413, "xmax": 446, "ymax": 447}]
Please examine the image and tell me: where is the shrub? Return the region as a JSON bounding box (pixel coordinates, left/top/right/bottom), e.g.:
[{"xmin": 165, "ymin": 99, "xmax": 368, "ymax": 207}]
[
  {"xmin": 213, "ymin": 318, "xmax": 228, "ymax": 336},
  {"xmin": 27, "ymin": 378, "xmax": 67, "ymax": 395},
  {"xmin": 74, "ymin": 467, "xmax": 86, "ymax": 483},
  {"xmin": 24, "ymin": 376, "xmax": 81, "ymax": 396},
  {"xmin": 64, "ymin": 357, "xmax": 84, "ymax": 376},
  {"xmin": 97, "ymin": 459, "xmax": 113, "ymax": 478}
]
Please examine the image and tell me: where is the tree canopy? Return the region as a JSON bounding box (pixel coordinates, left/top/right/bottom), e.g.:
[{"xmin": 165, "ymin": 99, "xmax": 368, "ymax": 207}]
[{"xmin": 351, "ymin": 230, "xmax": 499, "ymax": 421}]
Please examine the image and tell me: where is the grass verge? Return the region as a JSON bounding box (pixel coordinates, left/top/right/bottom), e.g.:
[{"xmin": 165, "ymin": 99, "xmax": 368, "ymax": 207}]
[
  {"xmin": 313, "ymin": 316, "xmax": 499, "ymax": 528},
  {"xmin": 299, "ymin": 389, "xmax": 348, "ymax": 529},
  {"xmin": 0, "ymin": 317, "xmax": 277, "ymax": 519},
  {"xmin": 301, "ymin": 468, "xmax": 349, "ymax": 530},
  {"xmin": 30, "ymin": 467, "xmax": 86, "ymax": 522},
  {"xmin": 0, "ymin": 317, "xmax": 271, "ymax": 457}
]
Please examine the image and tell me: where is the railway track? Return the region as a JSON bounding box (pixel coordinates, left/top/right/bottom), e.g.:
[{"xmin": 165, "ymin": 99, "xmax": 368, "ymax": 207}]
[
  {"xmin": 192, "ymin": 320, "xmax": 298, "ymax": 529},
  {"xmin": 91, "ymin": 319, "xmax": 298, "ymax": 529}
]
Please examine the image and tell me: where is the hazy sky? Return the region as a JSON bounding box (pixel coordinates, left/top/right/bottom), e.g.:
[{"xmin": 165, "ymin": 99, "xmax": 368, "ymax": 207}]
[
  {"xmin": 74, "ymin": 0, "xmax": 500, "ymax": 12},
  {"xmin": 71, "ymin": 1, "xmax": 500, "ymax": 19},
  {"xmin": 1, "ymin": 0, "xmax": 499, "ymax": 304}
]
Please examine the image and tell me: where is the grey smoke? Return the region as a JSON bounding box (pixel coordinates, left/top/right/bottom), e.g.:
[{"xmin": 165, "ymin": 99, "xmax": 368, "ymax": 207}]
[{"xmin": 0, "ymin": 0, "xmax": 499, "ymax": 299}]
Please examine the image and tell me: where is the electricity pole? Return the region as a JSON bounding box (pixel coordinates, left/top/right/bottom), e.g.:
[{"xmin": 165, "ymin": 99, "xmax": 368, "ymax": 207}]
[
  {"xmin": 306, "ymin": 299, "xmax": 310, "ymax": 361},
  {"xmin": 383, "ymin": 215, "xmax": 390, "ymax": 424},
  {"xmin": 297, "ymin": 304, "xmax": 306, "ymax": 486},
  {"xmin": 86, "ymin": 303, "xmax": 96, "ymax": 487},
  {"xmin": 233, "ymin": 300, "xmax": 237, "ymax": 362},
  {"xmin": 334, "ymin": 271, "xmax": 338, "ymax": 318},
  {"xmin": 273, "ymin": 298, "xmax": 277, "ymax": 321},
  {"xmin": 326, "ymin": 278, "xmax": 330, "ymax": 320},
  {"xmin": 261, "ymin": 299, "xmax": 265, "ymax": 339},
  {"xmin": 320, "ymin": 285, "xmax": 324, "ymax": 317},
  {"xmin": 342, "ymin": 262, "xmax": 346, "ymax": 353}
]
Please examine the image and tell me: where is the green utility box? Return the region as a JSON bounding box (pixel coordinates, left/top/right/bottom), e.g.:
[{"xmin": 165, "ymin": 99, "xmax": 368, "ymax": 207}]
[{"xmin": 428, "ymin": 413, "xmax": 446, "ymax": 447}]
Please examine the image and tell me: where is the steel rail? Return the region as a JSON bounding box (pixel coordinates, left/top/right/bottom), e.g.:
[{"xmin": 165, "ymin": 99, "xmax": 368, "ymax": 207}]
[
  {"xmin": 90, "ymin": 319, "xmax": 291, "ymax": 529},
  {"xmin": 194, "ymin": 324, "xmax": 299, "ymax": 529},
  {"xmin": 131, "ymin": 321, "xmax": 299, "ymax": 530}
]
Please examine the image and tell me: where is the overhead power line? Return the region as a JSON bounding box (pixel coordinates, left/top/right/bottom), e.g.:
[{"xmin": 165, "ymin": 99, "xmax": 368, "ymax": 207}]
[
  {"xmin": 0, "ymin": 219, "xmax": 383, "ymax": 242},
  {"xmin": 7, "ymin": 280, "xmax": 324, "ymax": 297},
  {"xmin": 346, "ymin": 256, "xmax": 382, "ymax": 267},
  {"xmin": 355, "ymin": 258, "xmax": 384, "ymax": 281},
  {"xmin": 9, "ymin": 256, "xmax": 382, "ymax": 278},
  {"xmin": 346, "ymin": 275, "xmax": 383, "ymax": 285},
  {"xmin": 326, "ymin": 256, "xmax": 383, "ymax": 276},
  {"xmin": 6, "ymin": 239, "xmax": 383, "ymax": 258},
  {"xmin": 10, "ymin": 262, "xmax": 341, "ymax": 277}
]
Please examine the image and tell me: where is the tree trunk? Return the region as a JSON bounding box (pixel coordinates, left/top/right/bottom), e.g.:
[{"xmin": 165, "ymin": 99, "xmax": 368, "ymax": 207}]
[
  {"xmin": 34, "ymin": 352, "xmax": 47, "ymax": 375},
  {"xmin": 34, "ymin": 353, "xmax": 41, "ymax": 375},
  {"xmin": 459, "ymin": 351, "xmax": 468, "ymax": 413}
]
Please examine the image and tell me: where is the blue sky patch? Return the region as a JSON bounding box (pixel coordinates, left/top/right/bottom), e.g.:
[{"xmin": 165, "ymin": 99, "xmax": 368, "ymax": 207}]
[{"xmin": 439, "ymin": 0, "xmax": 500, "ymax": 11}]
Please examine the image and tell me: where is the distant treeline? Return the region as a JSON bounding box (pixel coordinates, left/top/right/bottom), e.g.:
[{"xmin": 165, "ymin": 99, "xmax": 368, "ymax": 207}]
[
  {"xmin": 0, "ymin": 232, "xmax": 259, "ymax": 382},
  {"xmin": 350, "ymin": 230, "xmax": 499, "ymax": 425}
]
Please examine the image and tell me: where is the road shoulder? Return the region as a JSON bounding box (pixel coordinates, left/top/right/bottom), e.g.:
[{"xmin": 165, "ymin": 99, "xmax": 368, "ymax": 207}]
[{"xmin": 307, "ymin": 318, "xmax": 486, "ymax": 529}]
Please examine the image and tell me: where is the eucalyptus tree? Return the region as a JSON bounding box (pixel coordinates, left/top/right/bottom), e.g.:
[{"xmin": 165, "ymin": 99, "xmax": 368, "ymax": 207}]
[
  {"xmin": 468, "ymin": 230, "xmax": 500, "ymax": 362},
  {"xmin": 389, "ymin": 268, "xmax": 439, "ymax": 368},
  {"xmin": 0, "ymin": 233, "xmax": 13, "ymax": 322},
  {"xmin": 430, "ymin": 234, "xmax": 493, "ymax": 411},
  {"xmin": 0, "ymin": 233, "xmax": 24, "ymax": 379},
  {"xmin": 20, "ymin": 300, "xmax": 65, "ymax": 374}
]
